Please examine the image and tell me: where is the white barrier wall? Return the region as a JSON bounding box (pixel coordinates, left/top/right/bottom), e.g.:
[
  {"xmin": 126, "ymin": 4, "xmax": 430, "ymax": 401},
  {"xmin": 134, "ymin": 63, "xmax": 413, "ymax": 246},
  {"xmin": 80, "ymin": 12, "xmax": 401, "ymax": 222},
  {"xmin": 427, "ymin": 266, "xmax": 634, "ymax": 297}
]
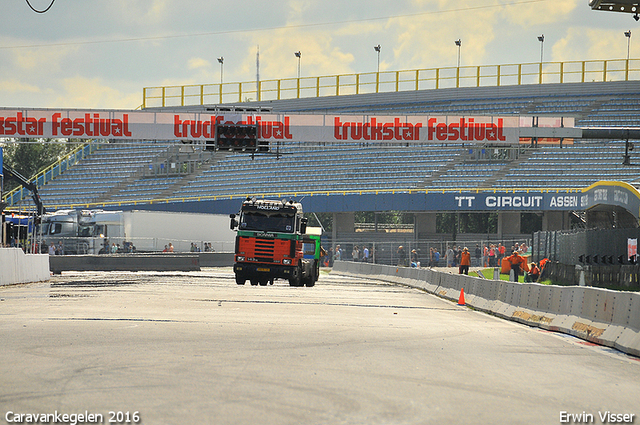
[
  {"xmin": 332, "ymin": 261, "xmax": 640, "ymax": 357},
  {"xmin": 0, "ymin": 248, "xmax": 50, "ymax": 286}
]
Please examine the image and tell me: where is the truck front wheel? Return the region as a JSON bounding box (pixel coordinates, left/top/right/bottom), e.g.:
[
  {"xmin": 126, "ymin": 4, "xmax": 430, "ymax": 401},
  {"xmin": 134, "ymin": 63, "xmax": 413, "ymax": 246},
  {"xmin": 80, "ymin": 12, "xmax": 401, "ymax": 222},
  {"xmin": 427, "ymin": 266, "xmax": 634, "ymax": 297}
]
[
  {"xmin": 289, "ymin": 264, "xmax": 303, "ymax": 287},
  {"xmin": 235, "ymin": 275, "xmax": 246, "ymax": 285}
]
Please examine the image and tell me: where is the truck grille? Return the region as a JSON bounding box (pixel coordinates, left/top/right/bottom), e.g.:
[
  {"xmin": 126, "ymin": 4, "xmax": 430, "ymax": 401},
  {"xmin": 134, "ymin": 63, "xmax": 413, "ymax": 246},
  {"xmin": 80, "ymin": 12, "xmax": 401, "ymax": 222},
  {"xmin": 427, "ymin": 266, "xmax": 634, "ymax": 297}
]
[{"xmin": 253, "ymin": 238, "xmax": 275, "ymax": 262}]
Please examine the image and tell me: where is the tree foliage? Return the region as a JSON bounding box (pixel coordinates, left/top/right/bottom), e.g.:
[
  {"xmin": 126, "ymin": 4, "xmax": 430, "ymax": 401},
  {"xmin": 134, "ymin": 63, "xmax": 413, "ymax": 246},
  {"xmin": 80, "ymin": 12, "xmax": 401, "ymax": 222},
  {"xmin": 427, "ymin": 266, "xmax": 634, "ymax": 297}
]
[{"xmin": 1, "ymin": 138, "xmax": 75, "ymax": 191}]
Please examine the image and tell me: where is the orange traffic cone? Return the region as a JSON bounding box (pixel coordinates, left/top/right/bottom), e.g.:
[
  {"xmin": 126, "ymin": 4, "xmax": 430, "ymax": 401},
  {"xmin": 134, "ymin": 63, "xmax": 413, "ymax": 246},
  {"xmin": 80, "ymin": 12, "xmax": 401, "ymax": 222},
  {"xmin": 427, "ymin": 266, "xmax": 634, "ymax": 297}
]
[{"xmin": 457, "ymin": 288, "xmax": 466, "ymax": 306}]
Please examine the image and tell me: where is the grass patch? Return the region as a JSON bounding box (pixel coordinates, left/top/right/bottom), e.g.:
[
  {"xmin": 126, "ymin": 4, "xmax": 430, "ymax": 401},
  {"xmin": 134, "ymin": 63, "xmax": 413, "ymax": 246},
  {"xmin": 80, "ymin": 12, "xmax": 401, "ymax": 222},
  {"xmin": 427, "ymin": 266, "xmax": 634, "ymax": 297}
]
[{"xmin": 479, "ymin": 268, "xmax": 527, "ymax": 283}]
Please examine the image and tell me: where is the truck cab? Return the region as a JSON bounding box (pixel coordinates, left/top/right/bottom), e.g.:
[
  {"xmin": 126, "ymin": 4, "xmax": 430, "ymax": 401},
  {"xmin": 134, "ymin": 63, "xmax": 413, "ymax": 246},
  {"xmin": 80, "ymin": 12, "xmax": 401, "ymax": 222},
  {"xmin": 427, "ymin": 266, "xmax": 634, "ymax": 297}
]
[{"xmin": 230, "ymin": 198, "xmax": 320, "ymax": 287}]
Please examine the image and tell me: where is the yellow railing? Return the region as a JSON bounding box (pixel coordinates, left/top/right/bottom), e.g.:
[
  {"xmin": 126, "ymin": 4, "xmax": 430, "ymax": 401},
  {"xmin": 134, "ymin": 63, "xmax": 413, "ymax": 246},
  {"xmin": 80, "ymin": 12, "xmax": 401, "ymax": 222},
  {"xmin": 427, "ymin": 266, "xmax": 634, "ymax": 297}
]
[
  {"xmin": 142, "ymin": 58, "xmax": 640, "ymax": 109},
  {"xmin": 40, "ymin": 186, "xmax": 584, "ymax": 211}
]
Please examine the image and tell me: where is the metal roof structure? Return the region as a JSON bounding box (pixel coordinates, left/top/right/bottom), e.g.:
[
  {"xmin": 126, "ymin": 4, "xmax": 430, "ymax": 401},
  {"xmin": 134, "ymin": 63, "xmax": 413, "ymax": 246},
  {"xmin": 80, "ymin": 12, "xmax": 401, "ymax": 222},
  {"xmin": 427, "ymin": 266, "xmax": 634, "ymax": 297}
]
[{"xmin": 589, "ymin": 0, "xmax": 640, "ymax": 19}]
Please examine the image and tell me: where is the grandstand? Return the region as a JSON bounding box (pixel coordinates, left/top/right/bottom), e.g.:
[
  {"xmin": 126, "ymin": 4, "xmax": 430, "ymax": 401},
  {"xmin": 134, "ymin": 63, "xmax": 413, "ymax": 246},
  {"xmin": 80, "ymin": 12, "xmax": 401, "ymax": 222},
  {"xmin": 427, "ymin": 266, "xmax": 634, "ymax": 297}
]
[{"xmin": 7, "ymin": 79, "xmax": 636, "ymax": 212}]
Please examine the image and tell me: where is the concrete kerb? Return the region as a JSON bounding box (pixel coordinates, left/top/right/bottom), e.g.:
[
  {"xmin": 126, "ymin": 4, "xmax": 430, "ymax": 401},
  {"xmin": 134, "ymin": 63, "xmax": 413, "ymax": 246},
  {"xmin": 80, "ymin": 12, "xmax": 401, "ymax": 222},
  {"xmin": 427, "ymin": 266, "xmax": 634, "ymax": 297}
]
[{"xmin": 331, "ymin": 260, "xmax": 640, "ymax": 358}]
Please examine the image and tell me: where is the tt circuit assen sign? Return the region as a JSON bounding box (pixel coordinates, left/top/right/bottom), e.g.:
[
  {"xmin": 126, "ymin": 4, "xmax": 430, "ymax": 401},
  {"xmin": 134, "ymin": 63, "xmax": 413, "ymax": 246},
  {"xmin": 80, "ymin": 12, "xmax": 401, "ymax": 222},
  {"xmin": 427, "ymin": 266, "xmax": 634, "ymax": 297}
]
[{"xmin": 0, "ymin": 108, "xmax": 525, "ymax": 144}]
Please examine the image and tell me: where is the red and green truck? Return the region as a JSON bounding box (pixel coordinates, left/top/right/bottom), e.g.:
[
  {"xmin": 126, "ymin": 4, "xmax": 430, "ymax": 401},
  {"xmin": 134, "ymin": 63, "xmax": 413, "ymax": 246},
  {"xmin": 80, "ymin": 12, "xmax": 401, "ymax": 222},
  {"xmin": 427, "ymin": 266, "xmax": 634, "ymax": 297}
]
[{"xmin": 230, "ymin": 198, "xmax": 321, "ymax": 287}]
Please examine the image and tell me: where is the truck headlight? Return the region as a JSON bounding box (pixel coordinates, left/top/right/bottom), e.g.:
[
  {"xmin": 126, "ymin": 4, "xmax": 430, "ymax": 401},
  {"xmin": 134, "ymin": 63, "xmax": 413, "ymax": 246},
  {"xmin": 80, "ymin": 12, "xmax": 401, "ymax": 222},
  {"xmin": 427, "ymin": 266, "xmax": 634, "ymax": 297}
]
[
  {"xmin": 237, "ymin": 256, "xmax": 245, "ymax": 262},
  {"xmin": 283, "ymin": 259, "xmax": 291, "ymax": 265}
]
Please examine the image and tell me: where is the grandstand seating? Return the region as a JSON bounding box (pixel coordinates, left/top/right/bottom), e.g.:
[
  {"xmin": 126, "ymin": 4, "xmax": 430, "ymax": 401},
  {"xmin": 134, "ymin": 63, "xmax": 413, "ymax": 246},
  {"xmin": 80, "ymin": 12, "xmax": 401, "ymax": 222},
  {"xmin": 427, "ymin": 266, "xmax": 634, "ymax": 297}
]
[
  {"xmin": 8, "ymin": 80, "xmax": 640, "ymax": 209},
  {"xmin": 36, "ymin": 140, "xmax": 172, "ymax": 207}
]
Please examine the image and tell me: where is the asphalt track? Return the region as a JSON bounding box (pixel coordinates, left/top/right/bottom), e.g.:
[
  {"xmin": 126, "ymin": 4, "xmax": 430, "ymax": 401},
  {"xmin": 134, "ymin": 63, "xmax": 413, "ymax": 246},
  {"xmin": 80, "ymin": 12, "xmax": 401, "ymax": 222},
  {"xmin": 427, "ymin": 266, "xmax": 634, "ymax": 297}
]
[{"xmin": 0, "ymin": 268, "xmax": 639, "ymax": 425}]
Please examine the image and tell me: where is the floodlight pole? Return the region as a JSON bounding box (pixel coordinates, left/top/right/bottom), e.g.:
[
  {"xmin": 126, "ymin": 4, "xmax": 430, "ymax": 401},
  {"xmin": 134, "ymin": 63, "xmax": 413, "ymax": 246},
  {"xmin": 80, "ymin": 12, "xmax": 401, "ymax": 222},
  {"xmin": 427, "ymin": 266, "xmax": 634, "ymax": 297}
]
[
  {"xmin": 538, "ymin": 35, "xmax": 544, "ymax": 84},
  {"xmin": 374, "ymin": 44, "xmax": 381, "ymax": 73},
  {"xmin": 217, "ymin": 57, "xmax": 224, "ymax": 85},
  {"xmin": 294, "ymin": 51, "xmax": 301, "ymax": 79},
  {"xmin": 625, "ymin": 30, "xmax": 632, "ymax": 61},
  {"xmin": 538, "ymin": 34, "xmax": 544, "ymax": 63}
]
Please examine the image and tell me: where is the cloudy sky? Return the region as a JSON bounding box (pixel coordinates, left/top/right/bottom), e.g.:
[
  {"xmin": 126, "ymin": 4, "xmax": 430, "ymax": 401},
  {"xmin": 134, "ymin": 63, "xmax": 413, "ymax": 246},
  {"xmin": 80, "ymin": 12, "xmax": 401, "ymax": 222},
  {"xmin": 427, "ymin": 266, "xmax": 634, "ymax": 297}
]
[{"xmin": 0, "ymin": 0, "xmax": 636, "ymax": 109}]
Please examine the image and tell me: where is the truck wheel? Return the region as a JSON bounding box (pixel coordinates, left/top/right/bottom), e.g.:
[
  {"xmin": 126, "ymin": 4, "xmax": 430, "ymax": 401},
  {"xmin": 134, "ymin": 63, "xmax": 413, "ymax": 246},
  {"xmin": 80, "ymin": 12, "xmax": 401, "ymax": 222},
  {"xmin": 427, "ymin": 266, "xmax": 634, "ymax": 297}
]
[
  {"xmin": 259, "ymin": 280, "xmax": 268, "ymax": 286},
  {"xmin": 305, "ymin": 277, "xmax": 315, "ymax": 287},
  {"xmin": 289, "ymin": 265, "xmax": 302, "ymax": 287},
  {"xmin": 250, "ymin": 279, "xmax": 259, "ymax": 286},
  {"xmin": 236, "ymin": 276, "xmax": 246, "ymax": 285}
]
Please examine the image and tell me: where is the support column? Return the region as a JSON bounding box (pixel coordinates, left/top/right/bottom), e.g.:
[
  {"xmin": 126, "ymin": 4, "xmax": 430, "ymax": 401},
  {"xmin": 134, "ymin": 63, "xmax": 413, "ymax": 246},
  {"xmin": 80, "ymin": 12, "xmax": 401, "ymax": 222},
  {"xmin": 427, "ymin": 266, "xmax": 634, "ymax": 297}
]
[
  {"xmin": 542, "ymin": 211, "xmax": 569, "ymax": 231},
  {"xmin": 415, "ymin": 213, "xmax": 437, "ymax": 239},
  {"xmin": 334, "ymin": 212, "xmax": 355, "ymax": 238},
  {"xmin": 497, "ymin": 212, "xmax": 521, "ymax": 239}
]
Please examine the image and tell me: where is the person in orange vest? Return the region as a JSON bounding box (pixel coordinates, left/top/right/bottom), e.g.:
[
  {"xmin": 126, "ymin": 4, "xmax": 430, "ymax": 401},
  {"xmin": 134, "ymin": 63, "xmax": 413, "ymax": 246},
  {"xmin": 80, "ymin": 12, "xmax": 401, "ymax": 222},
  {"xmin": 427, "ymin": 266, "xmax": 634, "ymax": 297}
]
[
  {"xmin": 507, "ymin": 250, "xmax": 526, "ymax": 282},
  {"xmin": 526, "ymin": 262, "xmax": 540, "ymax": 282},
  {"xmin": 459, "ymin": 247, "xmax": 471, "ymax": 275}
]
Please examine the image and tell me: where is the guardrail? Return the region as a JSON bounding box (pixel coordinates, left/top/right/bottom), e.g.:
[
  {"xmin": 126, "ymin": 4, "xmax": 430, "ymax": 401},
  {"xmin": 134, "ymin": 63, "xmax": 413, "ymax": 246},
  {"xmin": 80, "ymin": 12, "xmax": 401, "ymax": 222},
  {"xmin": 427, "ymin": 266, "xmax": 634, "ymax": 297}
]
[
  {"xmin": 332, "ymin": 260, "xmax": 640, "ymax": 357},
  {"xmin": 2, "ymin": 140, "xmax": 102, "ymax": 208},
  {"xmin": 142, "ymin": 58, "xmax": 640, "ymax": 108}
]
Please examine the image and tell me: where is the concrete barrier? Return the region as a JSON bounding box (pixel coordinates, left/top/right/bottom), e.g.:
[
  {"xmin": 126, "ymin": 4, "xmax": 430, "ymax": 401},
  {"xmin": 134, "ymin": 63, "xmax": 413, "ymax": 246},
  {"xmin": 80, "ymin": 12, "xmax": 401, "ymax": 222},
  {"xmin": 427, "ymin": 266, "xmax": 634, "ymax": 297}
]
[
  {"xmin": 0, "ymin": 248, "xmax": 50, "ymax": 286},
  {"xmin": 49, "ymin": 253, "xmax": 200, "ymax": 273},
  {"xmin": 199, "ymin": 252, "xmax": 234, "ymax": 267},
  {"xmin": 332, "ymin": 261, "xmax": 640, "ymax": 357}
]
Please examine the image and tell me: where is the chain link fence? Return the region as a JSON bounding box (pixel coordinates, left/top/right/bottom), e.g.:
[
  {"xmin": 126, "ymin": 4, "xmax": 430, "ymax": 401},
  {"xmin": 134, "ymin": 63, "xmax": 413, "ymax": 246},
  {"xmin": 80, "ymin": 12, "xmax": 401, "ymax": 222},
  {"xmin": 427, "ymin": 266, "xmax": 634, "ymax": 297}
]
[{"xmin": 327, "ymin": 238, "xmax": 532, "ymax": 268}]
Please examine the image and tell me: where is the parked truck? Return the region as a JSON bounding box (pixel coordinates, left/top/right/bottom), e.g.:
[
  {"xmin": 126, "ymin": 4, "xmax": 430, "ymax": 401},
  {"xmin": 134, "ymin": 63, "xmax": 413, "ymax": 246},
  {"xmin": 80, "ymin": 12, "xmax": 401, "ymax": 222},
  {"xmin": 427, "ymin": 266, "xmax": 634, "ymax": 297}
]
[
  {"xmin": 230, "ymin": 198, "xmax": 321, "ymax": 287},
  {"xmin": 38, "ymin": 209, "xmax": 235, "ymax": 254}
]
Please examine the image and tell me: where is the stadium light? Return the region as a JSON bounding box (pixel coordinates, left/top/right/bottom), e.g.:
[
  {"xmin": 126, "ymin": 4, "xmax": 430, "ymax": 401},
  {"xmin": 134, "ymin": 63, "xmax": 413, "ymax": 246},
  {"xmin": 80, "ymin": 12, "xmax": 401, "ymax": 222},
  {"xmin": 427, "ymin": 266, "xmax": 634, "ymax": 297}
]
[
  {"xmin": 294, "ymin": 51, "xmax": 301, "ymax": 79},
  {"xmin": 625, "ymin": 30, "xmax": 632, "ymax": 61},
  {"xmin": 374, "ymin": 44, "xmax": 381, "ymax": 73},
  {"xmin": 537, "ymin": 34, "xmax": 544, "ymax": 63},
  {"xmin": 217, "ymin": 57, "xmax": 224, "ymax": 85},
  {"xmin": 454, "ymin": 39, "xmax": 461, "ymax": 68}
]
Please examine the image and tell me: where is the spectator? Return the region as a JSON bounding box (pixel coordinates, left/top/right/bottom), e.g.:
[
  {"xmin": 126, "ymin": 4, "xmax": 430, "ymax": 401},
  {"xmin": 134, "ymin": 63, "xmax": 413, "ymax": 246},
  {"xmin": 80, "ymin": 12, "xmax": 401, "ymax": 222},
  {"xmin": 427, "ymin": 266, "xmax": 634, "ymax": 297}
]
[
  {"xmin": 488, "ymin": 244, "xmax": 496, "ymax": 267},
  {"xmin": 352, "ymin": 245, "xmax": 360, "ymax": 262},
  {"xmin": 526, "ymin": 262, "xmax": 540, "ymax": 282},
  {"xmin": 446, "ymin": 246, "xmax": 455, "ymax": 267},
  {"xmin": 459, "ymin": 247, "xmax": 471, "ymax": 275},
  {"xmin": 507, "ymin": 250, "xmax": 526, "ymax": 282},
  {"xmin": 363, "ymin": 246, "xmax": 370, "ymax": 262},
  {"xmin": 334, "ymin": 245, "xmax": 342, "ymax": 262},
  {"xmin": 411, "ymin": 249, "xmax": 419, "ymax": 268},
  {"xmin": 498, "ymin": 243, "xmax": 506, "ymax": 262},
  {"xmin": 433, "ymin": 248, "xmax": 440, "ymax": 266},
  {"xmin": 397, "ymin": 245, "xmax": 407, "ymax": 267},
  {"xmin": 475, "ymin": 244, "xmax": 482, "ymax": 267}
]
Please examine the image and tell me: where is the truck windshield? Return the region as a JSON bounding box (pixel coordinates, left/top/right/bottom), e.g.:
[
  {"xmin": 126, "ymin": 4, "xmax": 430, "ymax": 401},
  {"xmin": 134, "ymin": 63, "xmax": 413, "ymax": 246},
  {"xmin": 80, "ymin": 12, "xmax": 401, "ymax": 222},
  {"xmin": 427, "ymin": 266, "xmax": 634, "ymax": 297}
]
[
  {"xmin": 78, "ymin": 224, "xmax": 93, "ymax": 237},
  {"xmin": 240, "ymin": 212, "xmax": 295, "ymax": 233}
]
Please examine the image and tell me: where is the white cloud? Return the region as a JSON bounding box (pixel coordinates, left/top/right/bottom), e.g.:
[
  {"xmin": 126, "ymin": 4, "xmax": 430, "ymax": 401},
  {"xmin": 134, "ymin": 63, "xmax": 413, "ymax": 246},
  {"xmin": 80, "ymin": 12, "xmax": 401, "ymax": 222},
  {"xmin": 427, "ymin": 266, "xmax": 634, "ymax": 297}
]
[
  {"xmin": 500, "ymin": 0, "xmax": 578, "ymax": 27},
  {"xmin": 52, "ymin": 77, "xmax": 141, "ymax": 109},
  {"xmin": 188, "ymin": 57, "xmax": 211, "ymax": 70},
  {"xmin": 553, "ymin": 27, "xmax": 631, "ymax": 62},
  {"xmin": 105, "ymin": 0, "xmax": 170, "ymax": 27},
  {"xmin": 0, "ymin": 79, "xmax": 40, "ymax": 94}
]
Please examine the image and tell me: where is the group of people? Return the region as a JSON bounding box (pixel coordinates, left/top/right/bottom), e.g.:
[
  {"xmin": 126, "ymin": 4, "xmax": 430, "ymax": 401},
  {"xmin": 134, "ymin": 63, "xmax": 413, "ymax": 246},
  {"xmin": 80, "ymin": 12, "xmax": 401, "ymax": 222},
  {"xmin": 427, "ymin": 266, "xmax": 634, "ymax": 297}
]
[
  {"xmin": 332, "ymin": 244, "xmax": 372, "ymax": 263},
  {"xmin": 190, "ymin": 242, "xmax": 214, "ymax": 252},
  {"xmin": 98, "ymin": 241, "xmax": 135, "ymax": 254},
  {"xmin": 44, "ymin": 240, "xmax": 64, "ymax": 255},
  {"xmin": 332, "ymin": 241, "xmax": 543, "ymax": 282}
]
